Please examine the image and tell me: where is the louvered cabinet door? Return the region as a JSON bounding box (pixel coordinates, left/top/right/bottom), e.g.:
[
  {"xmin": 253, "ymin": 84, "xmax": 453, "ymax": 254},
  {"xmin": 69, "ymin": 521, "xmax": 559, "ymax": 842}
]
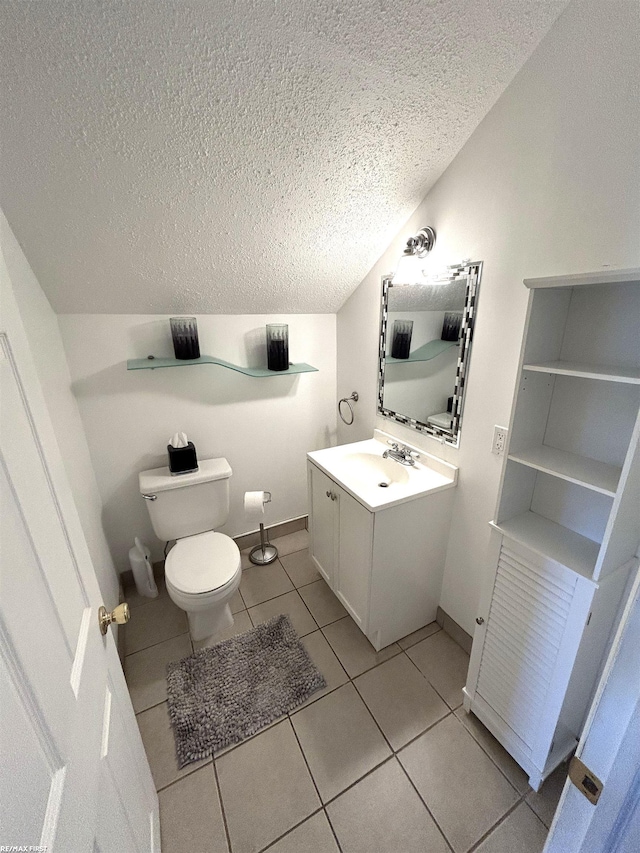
[{"xmin": 472, "ymin": 537, "xmax": 595, "ymax": 770}]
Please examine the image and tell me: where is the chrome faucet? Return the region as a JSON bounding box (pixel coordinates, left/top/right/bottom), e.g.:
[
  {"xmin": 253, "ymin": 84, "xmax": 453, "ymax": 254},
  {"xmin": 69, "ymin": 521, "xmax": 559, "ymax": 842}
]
[{"xmin": 382, "ymin": 441, "xmax": 420, "ymax": 466}]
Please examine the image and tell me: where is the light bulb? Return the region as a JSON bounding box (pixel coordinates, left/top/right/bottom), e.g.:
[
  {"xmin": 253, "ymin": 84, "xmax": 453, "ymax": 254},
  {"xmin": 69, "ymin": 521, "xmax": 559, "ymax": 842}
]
[{"xmin": 392, "ymin": 253, "xmax": 425, "ymax": 285}]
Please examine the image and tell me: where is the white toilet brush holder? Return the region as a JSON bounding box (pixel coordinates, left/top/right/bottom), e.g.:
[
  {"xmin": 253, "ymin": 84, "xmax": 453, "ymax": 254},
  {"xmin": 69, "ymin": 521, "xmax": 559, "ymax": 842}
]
[{"xmin": 244, "ymin": 490, "xmax": 278, "ymax": 565}]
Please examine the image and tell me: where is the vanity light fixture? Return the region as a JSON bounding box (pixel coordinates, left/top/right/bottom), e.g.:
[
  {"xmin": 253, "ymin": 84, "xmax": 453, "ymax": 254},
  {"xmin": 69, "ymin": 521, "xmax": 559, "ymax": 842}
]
[{"xmin": 392, "ymin": 226, "xmax": 436, "ymax": 285}]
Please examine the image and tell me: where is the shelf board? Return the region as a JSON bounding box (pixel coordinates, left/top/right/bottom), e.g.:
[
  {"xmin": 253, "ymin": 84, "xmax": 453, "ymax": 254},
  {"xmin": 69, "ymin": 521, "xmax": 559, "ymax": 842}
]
[
  {"xmin": 126, "ymin": 356, "xmax": 318, "ymax": 377},
  {"xmin": 508, "ymin": 446, "xmax": 621, "ymax": 497},
  {"xmin": 523, "ymin": 360, "xmax": 640, "ymax": 384},
  {"xmin": 490, "ymin": 511, "xmax": 600, "ymax": 579},
  {"xmin": 524, "ymin": 267, "xmax": 640, "ymax": 289},
  {"xmin": 386, "ymin": 339, "xmax": 457, "ymax": 365}
]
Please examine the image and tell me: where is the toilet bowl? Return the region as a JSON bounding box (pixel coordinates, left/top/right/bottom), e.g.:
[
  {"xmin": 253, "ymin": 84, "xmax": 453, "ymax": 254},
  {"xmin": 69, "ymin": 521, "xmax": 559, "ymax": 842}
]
[
  {"xmin": 139, "ymin": 457, "xmax": 242, "ymax": 646},
  {"xmin": 165, "ymin": 531, "xmax": 241, "ymax": 644}
]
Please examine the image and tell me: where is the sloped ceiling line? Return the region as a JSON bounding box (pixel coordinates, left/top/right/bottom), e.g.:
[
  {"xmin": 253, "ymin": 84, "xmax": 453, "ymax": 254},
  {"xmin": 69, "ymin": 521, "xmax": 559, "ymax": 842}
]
[{"xmin": 0, "ymin": 0, "xmax": 568, "ymax": 313}]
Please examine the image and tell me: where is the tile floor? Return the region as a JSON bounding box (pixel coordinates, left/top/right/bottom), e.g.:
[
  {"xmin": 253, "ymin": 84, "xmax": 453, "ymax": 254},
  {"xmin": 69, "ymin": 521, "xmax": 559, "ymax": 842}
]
[{"xmin": 124, "ymin": 529, "xmax": 566, "ymax": 853}]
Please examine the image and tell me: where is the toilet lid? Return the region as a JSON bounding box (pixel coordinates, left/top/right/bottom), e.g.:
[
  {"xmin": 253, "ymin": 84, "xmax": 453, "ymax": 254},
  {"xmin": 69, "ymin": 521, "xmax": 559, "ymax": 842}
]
[{"xmin": 165, "ymin": 531, "xmax": 240, "ymax": 595}]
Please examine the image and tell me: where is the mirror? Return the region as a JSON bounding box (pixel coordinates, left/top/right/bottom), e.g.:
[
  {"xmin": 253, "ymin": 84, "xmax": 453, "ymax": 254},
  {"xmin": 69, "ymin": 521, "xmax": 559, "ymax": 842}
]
[{"xmin": 377, "ymin": 260, "xmax": 482, "ymax": 446}]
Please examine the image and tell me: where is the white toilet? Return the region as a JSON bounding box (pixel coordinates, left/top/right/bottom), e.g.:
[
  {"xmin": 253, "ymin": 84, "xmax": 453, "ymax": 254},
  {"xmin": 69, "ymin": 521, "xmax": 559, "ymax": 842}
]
[{"xmin": 139, "ymin": 458, "xmax": 242, "ymax": 646}]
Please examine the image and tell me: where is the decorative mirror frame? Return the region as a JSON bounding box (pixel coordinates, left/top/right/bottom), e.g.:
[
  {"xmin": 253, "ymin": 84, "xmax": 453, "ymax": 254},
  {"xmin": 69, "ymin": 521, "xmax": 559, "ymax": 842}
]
[{"xmin": 377, "ymin": 260, "xmax": 483, "ymax": 447}]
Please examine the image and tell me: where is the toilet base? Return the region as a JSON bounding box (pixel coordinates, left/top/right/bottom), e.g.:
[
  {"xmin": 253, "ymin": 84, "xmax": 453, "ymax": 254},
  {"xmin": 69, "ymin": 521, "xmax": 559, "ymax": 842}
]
[{"xmin": 188, "ymin": 602, "xmax": 234, "ymax": 643}]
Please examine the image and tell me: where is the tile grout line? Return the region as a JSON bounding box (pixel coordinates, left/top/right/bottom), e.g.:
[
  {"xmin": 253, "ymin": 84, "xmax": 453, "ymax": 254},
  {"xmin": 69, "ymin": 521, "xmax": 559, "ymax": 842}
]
[
  {"xmin": 124, "ymin": 630, "xmax": 192, "ymax": 663},
  {"xmin": 124, "ymin": 627, "xmax": 191, "ymax": 659},
  {"xmin": 466, "ymin": 738, "xmax": 525, "ymax": 798},
  {"xmin": 347, "ymin": 676, "xmax": 456, "ymax": 853},
  {"xmin": 135, "ymin": 697, "xmax": 168, "ymax": 718},
  {"xmin": 278, "ymin": 555, "xmax": 323, "ymax": 592},
  {"xmin": 256, "ymin": 806, "xmax": 327, "ymax": 853},
  {"xmin": 319, "ymin": 754, "xmax": 397, "ymax": 810},
  {"xmin": 147, "ymin": 679, "xmax": 531, "ymax": 853},
  {"xmin": 319, "ymin": 621, "xmax": 403, "ymax": 680},
  {"xmin": 127, "ymin": 545, "xmax": 311, "ymax": 655},
  {"xmin": 399, "ymin": 643, "xmax": 529, "ymax": 800},
  {"xmin": 286, "ymin": 718, "xmax": 344, "ymax": 853},
  {"xmin": 245, "ymin": 588, "xmax": 322, "ymax": 636},
  {"xmin": 453, "ymin": 710, "xmax": 533, "ymax": 797},
  {"xmin": 279, "ymin": 574, "xmax": 324, "ymax": 633},
  {"xmin": 245, "ymin": 583, "xmax": 347, "ymax": 628},
  {"xmin": 346, "ymin": 648, "xmax": 496, "ymax": 853},
  {"xmin": 287, "ymin": 675, "xmax": 459, "ymax": 832},
  {"xmin": 133, "ymin": 574, "xmax": 533, "ymax": 852},
  {"xmin": 236, "ymin": 587, "xmax": 247, "ymax": 610},
  {"xmin": 208, "ymin": 674, "xmax": 349, "ymax": 762},
  {"xmin": 397, "ymin": 624, "xmax": 443, "ymax": 652},
  {"xmin": 154, "ymin": 757, "xmax": 214, "ymax": 794},
  {"xmin": 466, "ymin": 794, "xmax": 529, "ymax": 853},
  {"xmin": 399, "ymin": 644, "xmax": 463, "ymax": 712},
  {"xmin": 287, "ymin": 638, "xmax": 519, "ymax": 852},
  {"xmin": 395, "ymin": 758, "xmax": 456, "ymax": 853},
  {"xmin": 211, "ymin": 755, "xmax": 233, "ymax": 853},
  {"xmin": 522, "ymin": 796, "xmax": 554, "ymax": 832},
  {"xmin": 322, "ymin": 807, "xmax": 344, "ymax": 853},
  {"xmin": 131, "ymin": 623, "xmax": 459, "ymax": 746}
]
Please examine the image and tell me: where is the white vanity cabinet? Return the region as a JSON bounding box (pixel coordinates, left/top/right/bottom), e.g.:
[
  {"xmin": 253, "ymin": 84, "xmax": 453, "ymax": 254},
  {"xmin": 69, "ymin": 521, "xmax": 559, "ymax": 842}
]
[
  {"xmin": 307, "ymin": 458, "xmax": 456, "ymax": 650},
  {"xmin": 308, "ymin": 464, "xmax": 372, "ymax": 629},
  {"xmin": 463, "ymin": 268, "xmax": 640, "ymax": 791}
]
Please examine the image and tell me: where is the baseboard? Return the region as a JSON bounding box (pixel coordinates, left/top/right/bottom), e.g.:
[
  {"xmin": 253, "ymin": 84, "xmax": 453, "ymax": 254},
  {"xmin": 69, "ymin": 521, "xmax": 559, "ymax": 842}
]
[
  {"xmin": 436, "ymin": 606, "xmax": 473, "ymax": 655},
  {"xmin": 119, "ymin": 515, "xmax": 308, "ymax": 587},
  {"xmin": 233, "ymin": 515, "xmax": 308, "ymax": 551}
]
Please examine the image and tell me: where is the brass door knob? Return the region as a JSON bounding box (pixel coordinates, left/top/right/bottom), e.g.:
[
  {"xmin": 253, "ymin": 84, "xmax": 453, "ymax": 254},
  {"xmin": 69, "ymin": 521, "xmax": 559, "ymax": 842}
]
[{"xmin": 99, "ymin": 602, "xmax": 130, "ymax": 635}]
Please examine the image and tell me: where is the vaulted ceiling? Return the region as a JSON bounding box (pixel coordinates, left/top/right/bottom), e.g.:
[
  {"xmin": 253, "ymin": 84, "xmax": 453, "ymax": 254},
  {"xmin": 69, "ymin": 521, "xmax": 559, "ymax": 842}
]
[{"xmin": 0, "ymin": 1, "xmax": 567, "ymax": 313}]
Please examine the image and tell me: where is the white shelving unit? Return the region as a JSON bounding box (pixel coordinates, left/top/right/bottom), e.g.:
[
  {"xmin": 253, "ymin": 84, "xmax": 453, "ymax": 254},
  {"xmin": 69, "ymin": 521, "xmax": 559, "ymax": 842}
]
[{"xmin": 464, "ymin": 268, "xmax": 640, "ymax": 790}]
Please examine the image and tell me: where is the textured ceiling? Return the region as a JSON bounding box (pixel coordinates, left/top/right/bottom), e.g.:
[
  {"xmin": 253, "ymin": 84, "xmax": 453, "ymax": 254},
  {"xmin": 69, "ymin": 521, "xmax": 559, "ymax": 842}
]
[{"xmin": 0, "ymin": 1, "xmax": 567, "ymax": 314}]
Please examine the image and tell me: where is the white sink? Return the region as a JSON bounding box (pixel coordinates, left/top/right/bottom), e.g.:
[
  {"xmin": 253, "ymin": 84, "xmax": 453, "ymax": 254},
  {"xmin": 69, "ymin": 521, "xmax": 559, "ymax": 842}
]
[
  {"xmin": 340, "ymin": 452, "xmax": 411, "ymax": 488},
  {"xmin": 307, "ymin": 430, "xmax": 458, "ymax": 512}
]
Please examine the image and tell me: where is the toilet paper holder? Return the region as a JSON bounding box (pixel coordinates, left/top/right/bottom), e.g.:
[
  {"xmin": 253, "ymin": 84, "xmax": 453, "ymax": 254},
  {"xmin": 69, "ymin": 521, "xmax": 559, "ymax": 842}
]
[{"xmin": 247, "ymin": 491, "xmax": 278, "ymax": 566}]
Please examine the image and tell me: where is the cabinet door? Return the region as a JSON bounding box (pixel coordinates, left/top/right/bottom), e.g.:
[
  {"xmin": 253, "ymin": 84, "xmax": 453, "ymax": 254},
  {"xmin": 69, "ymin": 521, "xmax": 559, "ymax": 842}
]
[
  {"xmin": 308, "ymin": 463, "xmax": 338, "ymax": 587},
  {"xmin": 472, "ymin": 537, "xmax": 592, "ymax": 769},
  {"xmin": 335, "ymin": 485, "xmax": 373, "ymax": 631}
]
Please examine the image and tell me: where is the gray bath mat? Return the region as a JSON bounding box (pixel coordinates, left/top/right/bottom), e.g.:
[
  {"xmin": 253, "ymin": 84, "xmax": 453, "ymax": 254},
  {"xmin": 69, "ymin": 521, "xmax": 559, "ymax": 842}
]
[{"xmin": 166, "ymin": 614, "xmax": 326, "ymax": 766}]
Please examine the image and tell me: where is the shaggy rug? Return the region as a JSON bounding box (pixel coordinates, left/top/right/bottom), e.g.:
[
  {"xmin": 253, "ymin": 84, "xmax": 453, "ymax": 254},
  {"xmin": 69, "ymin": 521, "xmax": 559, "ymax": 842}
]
[{"xmin": 166, "ymin": 614, "xmax": 326, "ymax": 766}]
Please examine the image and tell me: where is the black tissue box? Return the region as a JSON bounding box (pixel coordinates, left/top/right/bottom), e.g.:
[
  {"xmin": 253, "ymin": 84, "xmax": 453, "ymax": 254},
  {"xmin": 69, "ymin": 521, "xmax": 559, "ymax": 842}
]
[{"xmin": 167, "ymin": 442, "xmax": 198, "ymax": 475}]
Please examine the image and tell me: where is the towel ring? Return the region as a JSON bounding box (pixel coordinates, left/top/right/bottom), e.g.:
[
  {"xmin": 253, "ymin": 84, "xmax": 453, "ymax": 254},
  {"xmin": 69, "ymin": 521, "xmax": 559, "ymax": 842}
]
[{"xmin": 338, "ymin": 392, "xmax": 359, "ymax": 426}]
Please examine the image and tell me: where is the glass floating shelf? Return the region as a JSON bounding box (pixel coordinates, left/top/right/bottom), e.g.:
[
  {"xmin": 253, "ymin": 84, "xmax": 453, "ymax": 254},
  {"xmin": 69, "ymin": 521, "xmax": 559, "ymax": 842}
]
[
  {"xmin": 126, "ymin": 356, "xmax": 318, "ymax": 377},
  {"xmin": 385, "ymin": 339, "xmax": 457, "ymax": 365}
]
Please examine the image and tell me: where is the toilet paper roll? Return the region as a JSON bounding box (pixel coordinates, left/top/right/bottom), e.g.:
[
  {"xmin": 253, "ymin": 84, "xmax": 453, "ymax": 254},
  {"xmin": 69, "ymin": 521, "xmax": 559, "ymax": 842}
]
[{"xmin": 244, "ymin": 491, "xmax": 267, "ymax": 515}]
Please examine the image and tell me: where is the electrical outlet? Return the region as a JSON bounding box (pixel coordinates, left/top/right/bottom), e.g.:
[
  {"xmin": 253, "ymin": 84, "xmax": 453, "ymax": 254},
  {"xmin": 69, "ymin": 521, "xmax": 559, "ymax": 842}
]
[{"xmin": 492, "ymin": 425, "xmax": 508, "ymax": 456}]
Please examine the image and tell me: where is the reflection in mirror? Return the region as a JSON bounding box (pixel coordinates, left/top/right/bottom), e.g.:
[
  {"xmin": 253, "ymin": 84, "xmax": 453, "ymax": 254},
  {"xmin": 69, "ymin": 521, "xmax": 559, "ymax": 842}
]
[{"xmin": 377, "ymin": 261, "xmax": 482, "ymax": 447}]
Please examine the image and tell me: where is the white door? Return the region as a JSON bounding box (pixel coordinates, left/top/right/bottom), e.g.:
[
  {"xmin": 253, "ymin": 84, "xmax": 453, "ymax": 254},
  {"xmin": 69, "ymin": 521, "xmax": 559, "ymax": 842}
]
[
  {"xmin": 0, "ymin": 269, "xmax": 158, "ymax": 851},
  {"xmin": 544, "ymin": 562, "xmax": 640, "ymax": 853}
]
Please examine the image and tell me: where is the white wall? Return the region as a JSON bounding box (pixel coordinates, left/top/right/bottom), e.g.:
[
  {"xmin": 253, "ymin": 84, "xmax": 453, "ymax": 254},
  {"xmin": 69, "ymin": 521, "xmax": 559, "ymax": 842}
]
[
  {"xmin": 59, "ymin": 314, "xmax": 337, "ymax": 571},
  {"xmin": 1, "ymin": 211, "xmax": 120, "ymax": 608},
  {"xmin": 336, "ymin": 0, "xmax": 640, "ymax": 635}
]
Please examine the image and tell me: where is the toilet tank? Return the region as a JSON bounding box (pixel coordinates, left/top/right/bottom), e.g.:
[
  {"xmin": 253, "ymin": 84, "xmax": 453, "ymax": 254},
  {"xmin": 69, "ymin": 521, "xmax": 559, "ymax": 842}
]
[{"xmin": 139, "ymin": 458, "xmax": 232, "ymax": 542}]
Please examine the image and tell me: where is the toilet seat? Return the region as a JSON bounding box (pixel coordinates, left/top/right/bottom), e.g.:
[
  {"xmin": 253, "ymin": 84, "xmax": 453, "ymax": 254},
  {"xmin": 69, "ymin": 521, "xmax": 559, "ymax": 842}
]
[{"xmin": 165, "ymin": 531, "xmax": 240, "ymax": 595}]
